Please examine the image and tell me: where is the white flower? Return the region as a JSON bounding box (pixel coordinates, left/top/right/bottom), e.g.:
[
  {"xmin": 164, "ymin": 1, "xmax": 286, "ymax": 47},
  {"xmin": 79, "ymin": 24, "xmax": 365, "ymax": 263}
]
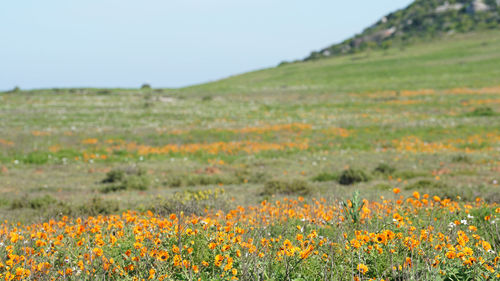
[
  {"xmin": 0, "ymin": 242, "xmax": 4, "ymax": 247},
  {"xmin": 488, "ymin": 249, "xmax": 495, "ymax": 254},
  {"xmin": 448, "ymin": 222, "xmax": 456, "ymax": 228},
  {"xmin": 467, "ymin": 214, "xmax": 474, "ymax": 219},
  {"xmin": 461, "ymin": 219, "xmax": 467, "ymax": 225}
]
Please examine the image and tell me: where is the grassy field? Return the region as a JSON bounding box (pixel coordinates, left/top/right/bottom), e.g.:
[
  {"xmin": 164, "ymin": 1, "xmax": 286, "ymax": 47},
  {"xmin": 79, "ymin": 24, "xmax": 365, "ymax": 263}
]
[{"xmin": 0, "ymin": 31, "xmax": 500, "ymax": 280}]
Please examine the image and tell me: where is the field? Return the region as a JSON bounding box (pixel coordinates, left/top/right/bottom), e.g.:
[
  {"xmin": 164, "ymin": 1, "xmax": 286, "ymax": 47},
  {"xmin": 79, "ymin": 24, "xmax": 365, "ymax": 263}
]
[{"xmin": 0, "ymin": 31, "xmax": 500, "ymax": 280}]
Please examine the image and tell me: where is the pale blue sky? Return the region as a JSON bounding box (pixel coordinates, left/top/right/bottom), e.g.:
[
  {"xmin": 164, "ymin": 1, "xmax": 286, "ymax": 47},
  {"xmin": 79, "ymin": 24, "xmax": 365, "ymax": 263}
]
[{"xmin": 0, "ymin": 0, "xmax": 413, "ymax": 90}]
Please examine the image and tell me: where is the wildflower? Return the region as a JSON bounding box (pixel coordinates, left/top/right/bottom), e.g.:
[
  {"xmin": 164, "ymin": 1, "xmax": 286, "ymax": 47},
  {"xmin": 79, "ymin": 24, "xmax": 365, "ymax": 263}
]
[
  {"xmin": 446, "ymin": 251, "xmax": 456, "ymax": 259},
  {"xmin": 482, "ymin": 241, "xmax": 492, "ymax": 252},
  {"xmin": 357, "ymin": 263, "xmax": 368, "ymax": 274},
  {"xmin": 412, "ymin": 192, "xmax": 420, "ymax": 200},
  {"xmin": 92, "ymin": 248, "xmax": 103, "ymax": 257},
  {"xmin": 215, "ymin": 255, "xmax": 224, "ymax": 267},
  {"xmin": 375, "ymin": 233, "xmax": 387, "ymax": 244},
  {"xmin": 462, "ymin": 247, "xmax": 473, "ymax": 256},
  {"xmin": 149, "ymin": 269, "xmax": 156, "ymax": 279}
]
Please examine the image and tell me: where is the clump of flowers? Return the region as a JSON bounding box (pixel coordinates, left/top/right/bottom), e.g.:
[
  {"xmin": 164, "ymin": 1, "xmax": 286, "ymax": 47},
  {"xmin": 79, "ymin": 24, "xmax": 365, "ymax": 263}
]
[{"xmin": 0, "ymin": 192, "xmax": 499, "ymax": 280}]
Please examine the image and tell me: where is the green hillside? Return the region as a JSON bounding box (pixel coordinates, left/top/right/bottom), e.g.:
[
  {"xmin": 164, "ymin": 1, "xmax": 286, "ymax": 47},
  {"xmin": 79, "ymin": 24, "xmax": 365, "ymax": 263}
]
[
  {"xmin": 305, "ymin": 0, "xmax": 500, "ymax": 60},
  {"xmin": 178, "ymin": 31, "xmax": 500, "ymax": 97}
]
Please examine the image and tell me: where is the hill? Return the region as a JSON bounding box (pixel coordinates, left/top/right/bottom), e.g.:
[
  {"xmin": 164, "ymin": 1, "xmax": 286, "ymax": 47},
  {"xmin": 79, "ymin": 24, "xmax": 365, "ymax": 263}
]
[
  {"xmin": 178, "ymin": 30, "xmax": 500, "ymax": 96},
  {"xmin": 305, "ymin": 0, "xmax": 500, "ymax": 61}
]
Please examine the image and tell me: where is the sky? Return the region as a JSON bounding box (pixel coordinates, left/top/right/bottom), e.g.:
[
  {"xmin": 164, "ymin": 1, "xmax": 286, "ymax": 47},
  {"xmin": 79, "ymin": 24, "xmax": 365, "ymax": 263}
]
[{"xmin": 0, "ymin": 0, "xmax": 413, "ymax": 90}]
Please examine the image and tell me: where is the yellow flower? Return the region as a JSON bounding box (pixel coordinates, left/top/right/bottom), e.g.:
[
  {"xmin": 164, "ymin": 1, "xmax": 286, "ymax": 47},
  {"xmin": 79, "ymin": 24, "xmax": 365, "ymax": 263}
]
[
  {"xmin": 357, "ymin": 263, "xmax": 368, "ymax": 274},
  {"xmin": 93, "ymin": 247, "xmax": 103, "ymax": 257}
]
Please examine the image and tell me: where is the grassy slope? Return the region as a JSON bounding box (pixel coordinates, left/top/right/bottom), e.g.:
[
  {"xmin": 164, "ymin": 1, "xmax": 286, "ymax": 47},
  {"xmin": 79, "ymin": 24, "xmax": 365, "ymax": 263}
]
[{"xmin": 179, "ymin": 31, "xmax": 500, "ymax": 96}]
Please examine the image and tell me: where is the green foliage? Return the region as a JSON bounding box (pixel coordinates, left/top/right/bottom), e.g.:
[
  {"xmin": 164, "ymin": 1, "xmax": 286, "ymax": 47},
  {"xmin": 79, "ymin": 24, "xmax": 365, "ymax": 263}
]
[
  {"xmin": 467, "ymin": 106, "xmax": 496, "ymax": 117},
  {"xmin": 148, "ymin": 188, "xmax": 229, "ymax": 216},
  {"xmin": 23, "ymin": 151, "xmax": 49, "ymax": 164},
  {"xmin": 96, "ymin": 90, "xmax": 112, "ymax": 95},
  {"xmin": 164, "ymin": 173, "xmax": 242, "ymax": 188},
  {"xmin": 451, "ymin": 154, "xmax": 472, "ymax": 163},
  {"xmin": 8, "ymin": 86, "xmax": 21, "ymax": 93},
  {"xmin": 338, "ymin": 168, "xmax": 370, "ymax": 185},
  {"xmin": 10, "ymin": 195, "xmax": 58, "ymax": 210},
  {"xmin": 202, "ymin": 95, "xmax": 214, "ymax": 102},
  {"xmin": 141, "ymin": 83, "xmax": 152, "ymax": 89},
  {"xmin": 10, "ymin": 195, "xmax": 121, "ymax": 218},
  {"xmin": 76, "ymin": 197, "xmax": 120, "ymax": 216},
  {"xmin": 340, "ymin": 190, "xmax": 364, "ymax": 224},
  {"xmin": 393, "ymin": 170, "xmax": 428, "ymax": 180},
  {"xmin": 373, "ymin": 163, "xmax": 396, "ymax": 175},
  {"xmin": 262, "ymin": 179, "xmax": 312, "ymax": 196},
  {"xmin": 100, "ymin": 166, "xmax": 150, "ymax": 193},
  {"xmin": 373, "ymin": 183, "xmax": 393, "ymax": 191},
  {"xmin": 312, "ymin": 172, "xmax": 338, "ymax": 182},
  {"xmin": 101, "ymin": 169, "xmax": 126, "ymax": 183},
  {"xmin": 405, "ymin": 179, "xmax": 448, "ymax": 190}
]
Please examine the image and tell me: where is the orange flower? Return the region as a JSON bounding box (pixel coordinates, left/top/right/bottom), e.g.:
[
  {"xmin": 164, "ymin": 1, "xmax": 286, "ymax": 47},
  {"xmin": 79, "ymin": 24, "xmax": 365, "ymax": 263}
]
[{"xmin": 412, "ymin": 191, "xmax": 420, "ymax": 200}]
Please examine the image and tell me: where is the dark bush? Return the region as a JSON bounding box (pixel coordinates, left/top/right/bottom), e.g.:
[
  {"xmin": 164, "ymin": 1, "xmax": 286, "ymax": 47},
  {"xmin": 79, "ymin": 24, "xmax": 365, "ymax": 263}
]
[
  {"xmin": 141, "ymin": 83, "xmax": 152, "ymax": 89},
  {"xmin": 451, "ymin": 154, "xmax": 471, "ymax": 163},
  {"xmin": 100, "ymin": 166, "xmax": 150, "ymax": 193},
  {"xmin": 9, "ymin": 86, "xmax": 21, "ymax": 93},
  {"xmin": 96, "ymin": 90, "xmax": 112, "ymax": 95},
  {"xmin": 101, "ymin": 169, "xmax": 125, "ymax": 183},
  {"xmin": 262, "ymin": 179, "xmax": 312, "ymax": 196},
  {"xmin": 164, "ymin": 174, "xmax": 242, "ymax": 188},
  {"xmin": 467, "ymin": 106, "xmax": 496, "ymax": 117},
  {"xmin": 77, "ymin": 197, "xmax": 120, "ymax": 216},
  {"xmin": 338, "ymin": 168, "xmax": 370, "ymax": 185},
  {"xmin": 373, "ymin": 163, "xmax": 396, "ymax": 175},
  {"xmin": 202, "ymin": 95, "xmax": 213, "ymax": 102}
]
